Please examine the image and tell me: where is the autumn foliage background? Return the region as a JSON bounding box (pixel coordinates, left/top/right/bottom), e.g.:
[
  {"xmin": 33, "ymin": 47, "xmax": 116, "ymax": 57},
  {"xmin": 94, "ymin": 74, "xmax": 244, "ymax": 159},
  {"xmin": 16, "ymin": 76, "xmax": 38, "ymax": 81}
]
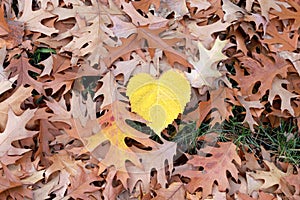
[{"xmin": 0, "ymin": 0, "xmax": 300, "ymax": 199}]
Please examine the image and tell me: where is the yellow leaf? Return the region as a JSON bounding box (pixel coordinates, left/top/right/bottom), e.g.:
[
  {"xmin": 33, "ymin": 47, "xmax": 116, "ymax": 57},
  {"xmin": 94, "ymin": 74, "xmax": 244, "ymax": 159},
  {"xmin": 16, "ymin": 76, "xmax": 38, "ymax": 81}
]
[{"xmin": 126, "ymin": 70, "xmax": 191, "ymax": 135}]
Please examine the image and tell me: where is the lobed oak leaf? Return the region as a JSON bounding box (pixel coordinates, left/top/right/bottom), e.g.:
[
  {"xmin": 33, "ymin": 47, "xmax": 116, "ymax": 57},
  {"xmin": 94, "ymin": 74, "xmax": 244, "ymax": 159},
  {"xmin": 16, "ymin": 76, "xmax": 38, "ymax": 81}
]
[
  {"xmin": 109, "ymin": 15, "xmax": 137, "ymax": 38},
  {"xmin": 94, "ymin": 71, "xmax": 127, "ymax": 109},
  {"xmin": 237, "ymin": 95, "xmax": 264, "ymax": 132},
  {"xmin": 283, "ymin": 168, "xmax": 300, "ymax": 198},
  {"xmin": 51, "ymin": 1, "xmax": 120, "ymax": 66},
  {"xmin": 233, "ymin": 53, "xmax": 291, "ymax": 100},
  {"xmin": 5, "ymin": 54, "xmax": 44, "ymax": 93},
  {"xmin": 0, "ymin": 163, "xmax": 33, "ymax": 199},
  {"xmin": 127, "ymin": 69, "xmax": 191, "ymax": 135},
  {"xmin": 268, "ymin": 76, "xmax": 298, "ymax": 116},
  {"xmin": 278, "ymin": 51, "xmax": 300, "ymax": 77},
  {"xmin": 62, "ymin": 165, "xmax": 102, "ymax": 200},
  {"xmin": 127, "ymin": 140, "xmax": 177, "ymax": 192},
  {"xmin": 271, "ymin": 0, "xmax": 300, "ymax": 31},
  {"xmin": 230, "ymin": 28, "xmax": 249, "ymax": 55},
  {"xmin": 17, "ymin": 0, "xmax": 58, "ymax": 36},
  {"xmin": 0, "ymin": 163, "xmax": 22, "ymax": 194},
  {"xmin": 38, "ymin": 55, "xmax": 56, "ymax": 77},
  {"xmin": 45, "ymin": 96, "xmax": 99, "ymax": 141},
  {"xmin": 263, "ymin": 22, "xmax": 298, "ymax": 52},
  {"xmin": 159, "ymin": 0, "xmax": 189, "ymax": 18},
  {"xmin": 3, "ymin": 19, "xmax": 24, "ymax": 49},
  {"xmin": 105, "ymin": 25, "xmax": 190, "ymax": 67},
  {"xmin": 222, "ymin": 0, "xmax": 247, "ymax": 23},
  {"xmin": 44, "ymin": 150, "xmax": 80, "ymax": 198},
  {"xmin": 187, "ymin": 20, "xmax": 230, "ymax": 49},
  {"xmin": 246, "ymin": 0, "xmax": 281, "ymax": 21},
  {"xmin": 42, "ymin": 70, "xmax": 78, "ymax": 95},
  {"xmin": 185, "ymin": 38, "xmax": 228, "ymax": 89},
  {"xmin": 196, "ymin": 85, "xmax": 235, "ymax": 127},
  {"xmin": 235, "ymin": 191, "xmax": 277, "ymax": 200},
  {"xmin": 102, "ymin": 167, "xmax": 124, "ymax": 200},
  {"xmin": 32, "ymin": 171, "xmax": 68, "ymax": 200},
  {"xmin": 244, "ymin": 13, "xmax": 268, "ymax": 34},
  {"xmin": 83, "ymin": 101, "xmax": 157, "ymax": 188},
  {"xmin": 181, "ymin": 142, "xmax": 241, "ymax": 198},
  {"xmin": 191, "ymin": 0, "xmax": 224, "ymax": 19},
  {"xmin": 247, "ymin": 161, "xmax": 294, "ymax": 197},
  {"xmin": 113, "ymin": 53, "xmax": 146, "ymax": 85},
  {"xmin": 228, "ymin": 175, "xmax": 248, "ymax": 196},
  {"xmin": 70, "ymin": 90, "xmax": 97, "ymax": 127},
  {"xmin": 37, "ymin": 0, "xmax": 59, "ymax": 10},
  {"xmin": 34, "ymin": 119, "xmax": 61, "ymax": 166},
  {"xmin": 46, "ymin": 99, "xmax": 71, "ymax": 126},
  {"xmin": 0, "ymin": 109, "xmax": 37, "ymax": 164},
  {"xmin": 121, "ymin": 1, "xmax": 168, "ymax": 28}
]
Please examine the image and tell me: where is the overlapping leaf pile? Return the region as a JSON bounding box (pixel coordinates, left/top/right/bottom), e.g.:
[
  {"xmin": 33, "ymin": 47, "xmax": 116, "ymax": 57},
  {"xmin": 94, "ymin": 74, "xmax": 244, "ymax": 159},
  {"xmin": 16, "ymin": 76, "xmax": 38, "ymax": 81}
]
[{"xmin": 0, "ymin": 0, "xmax": 300, "ymax": 199}]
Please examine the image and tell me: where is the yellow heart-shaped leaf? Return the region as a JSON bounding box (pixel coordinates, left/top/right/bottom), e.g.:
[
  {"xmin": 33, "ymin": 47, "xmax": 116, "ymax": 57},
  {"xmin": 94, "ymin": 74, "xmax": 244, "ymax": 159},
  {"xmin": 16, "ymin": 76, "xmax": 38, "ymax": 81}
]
[{"xmin": 126, "ymin": 70, "xmax": 191, "ymax": 135}]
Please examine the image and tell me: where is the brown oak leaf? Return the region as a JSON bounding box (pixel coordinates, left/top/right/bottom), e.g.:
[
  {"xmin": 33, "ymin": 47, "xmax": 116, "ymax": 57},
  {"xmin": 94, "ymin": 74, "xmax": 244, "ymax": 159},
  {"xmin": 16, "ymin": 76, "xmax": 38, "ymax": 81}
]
[
  {"xmin": 0, "ymin": 109, "xmax": 37, "ymax": 164},
  {"xmin": 181, "ymin": 142, "xmax": 241, "ymax": 198}
]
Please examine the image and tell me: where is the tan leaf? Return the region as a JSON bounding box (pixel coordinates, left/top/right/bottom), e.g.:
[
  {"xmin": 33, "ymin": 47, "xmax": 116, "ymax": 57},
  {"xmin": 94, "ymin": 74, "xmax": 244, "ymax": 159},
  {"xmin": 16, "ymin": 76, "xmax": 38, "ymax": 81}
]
[
  {"xmin": 127, "ymin": 140, "xmax": 177, "ymax": 192},
  {"xmin": 51, "ymin": 1, "xmax": 120, "ymax": 66},
  {"xmin": 278, "ymin": 51, "xmax": 300, "ymax": 77},
  {"xmin": 0, "ymin": 163, "xmax": 33, "ymax": 199},
  {"xmin": 0, "ymin": 47, "xmax": 17, "ymax": 95},
  {"xmin": 185, "ymin": 38, "xmax": 228, "ymax": 88},
  {"xmin": 160, "ymin": 0, "xmax": 189, "ymax": 18},
  {"xmin": 93, "ymin": 71, "xmax": 126, "ymax": 109},
  {"xmin": 39, "ymin": 55, "xmax": 54, "ymax": 77},
  {"xmin": 113, "ymin": 53, "xmax": 145, "ymax": 85},
  {"xmin": 62, "ymin": 166, "xmax": 102, "ymax": 200},
  {"xmin": 0, "ymin": 109, "xmax": 37, "ymax": 163},
  {"xmin": 44, "ymin": 150, "xmax": 79, "ymax": 181},
  {"xmin": 132, "ymin": 0, "xmax": 160, "ymax": 13},
  {"xmin": 187, "ymin": 20, "xmax": 230, "ymax": 49},
  {"xmin": 247, "ymin": 161, "xmax": 293, "ymax": 196},
  {"xmin": 257, "ymin": 0, "xmax": 281, "ymax": 21},
  {"xmin": 109, "ymin": 15, "xmax": 137, "ymax": 38},
  {"xmin": 32, "ymin": 173, "xmax": 60, "ymax": 199},
  {"xmin": 102, "ymin": 167, "xmax": 124, "ymax": 200},
  {"xmin": 5, "ymin": 54, "xmax": 43, "ymax": 93},
  {"xmin": 237, "ymin": 96, "xmax": 264, "ymax": 132},
  {"xmin": 17, "ymin": 0, "xmax": 58, "ymax": 36},
  {"xmin": 268, "ymin": 76, "xmax": 298, "ymax": 116},
  {"xmin": 222, "ymin": 0, "xmax": 246, "ymax": 23}
]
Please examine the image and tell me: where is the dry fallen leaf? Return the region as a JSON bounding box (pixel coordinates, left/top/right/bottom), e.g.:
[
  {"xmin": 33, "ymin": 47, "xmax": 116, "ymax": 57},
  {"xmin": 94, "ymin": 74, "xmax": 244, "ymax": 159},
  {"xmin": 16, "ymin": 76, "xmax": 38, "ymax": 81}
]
[
  {"xmin": 0, "ymin": 0, "xmax": 299, "ymax": 199},
  {"xmin": 185, "ymin": 38, "xmax": 228, "ymax": 89},
  {"xmin": 181, "ymin": 142, "xmax": 241, "ymax": 198}
]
